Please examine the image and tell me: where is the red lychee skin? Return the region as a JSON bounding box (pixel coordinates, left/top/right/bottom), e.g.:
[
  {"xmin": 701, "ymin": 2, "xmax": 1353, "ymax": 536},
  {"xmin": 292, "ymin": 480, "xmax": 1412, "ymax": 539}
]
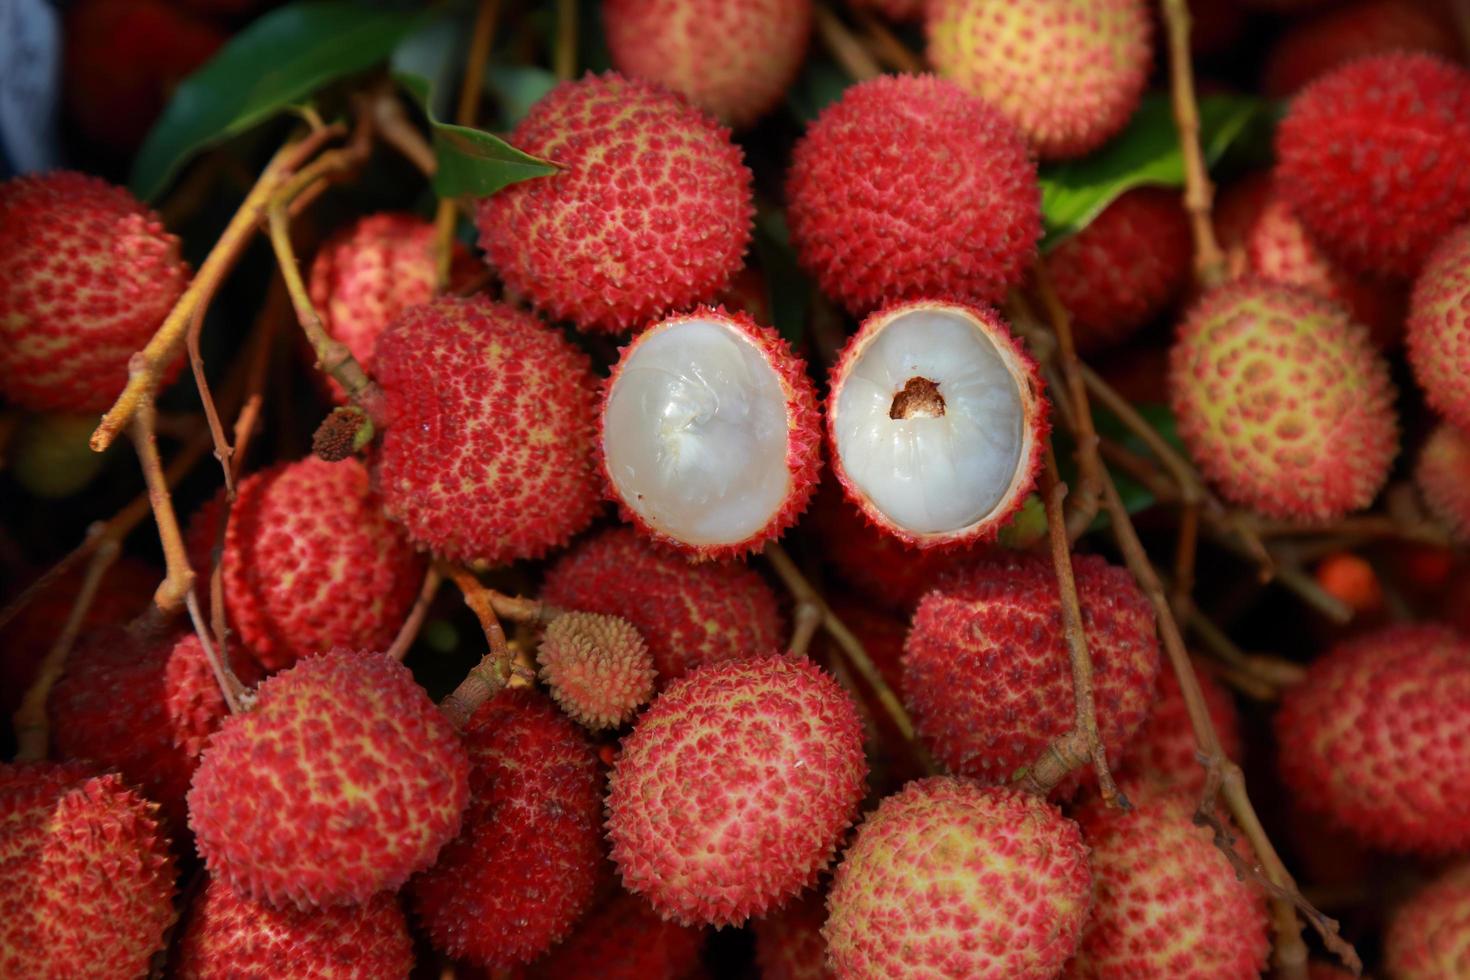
[
  {"xmin": 185, "ymin": 457, "xmax": 425, "ymax": 672},
  {"xmin": 174, "ymin": 877, "xmax": 414, "ymax": 980},
  {"xmin": 540, "ymin": 525, "xmax": 783, "ymax": 686},
  {"xmin": 0, "ymin": 171, "xmax": 189, "ymax": 413},
  {"xmin": 926, "ymin": 0, "xmax": 1153, "ymax": 160},
  {"xmin": 63, "ymin": 0, "xmax": 224, "ymax": 154},
  {"xmin": 1043, "ymin": 189, "xmax": 1194, "ymax": 353},
  {"xmin": 903, "ymin": 552, "xmax": 1160, "ymax": 793},
  {"xmin": 538, "ymin": 612, "xmax": 655, "ymax": 729},
  {"xmin": 476, "ymin": 72, "xmax": 753, "ymax": 333},
  {"xmin": 1066, "ymin": 786, "xmax": 1269, "ymax": 979},
  {"xmin": 1116, "ymin": 659, "xmax": 1242, "ymax": 797},
  {"xmin": 48, "ymin": 626, "xmax": 261, "ymax": 829},
  {"xmin": 824, "ymin": 777, "xmax": 1092, "ymax": 979},
  {"xmin": 607, "ymin": 657, "xmax": 867, "ymax": 926},
  {"xmin": 1384, "ymin": 862, "xmax": 1470, "ymax": 980},
  {"xmin": 1262, "ymin": 0, "xmax": 1461, "ymax": 98},
  {"xmin": 1276, "ymin": 624, "xmax": 1470, "ymax": 854},
  {"xmin": 601, "ymin": 306, "xmax": 822, "ymax": 559},
  {"xmin": 1408, "ymin": 223, "xmax": 1470, "ymax": 432},
  {"xmin": 307, "ymin": 212, "xmax": 477, "ymax": 403},
  {"xmin": 1167, "ymin": 280, "xmax": 1398, "ymax": 521},
  {"xmin": 373, "ymin": 296, "xmax": 602, "ymax": 567},
  {"xmin": 604, "ymin": 0, "xmax": 813, "ymax": 128},
  {"xmin": 752, "ymin": 890, "xmax": 831, "ymax": 980},
  {"xmin": 0, "ymin": 763, "xmax": 177, "ymax": 980},
  {"xmin": 188, "ymin": 649, "xmax": 469, "ymax": 908},
  {"xmin": 411, "ymin": 688, "xmax": 603, "ymax": 969},
  {"xmin": 827, "ymin": 299, "xmax": 1048, "ymax": 551},
  {"xmin": 1275, "ymin": 52, "xmax": 1470, "ymax": 279},
  {"xmin": 785, "ymin": 74, "xmax": 1040, "ymax": 316},
  {"xmin": 528, "ymin": 892, "xmax": 707, "ymax": 980},
  {"xmin": 1417, "ymin": 424, "xmax": 1470, "ymax": 542}
]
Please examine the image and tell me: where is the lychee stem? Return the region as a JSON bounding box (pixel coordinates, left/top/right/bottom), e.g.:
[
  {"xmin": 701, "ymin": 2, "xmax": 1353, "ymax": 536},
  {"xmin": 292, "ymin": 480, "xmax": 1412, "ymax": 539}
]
[
  {"xmin": 554, "ymin": 0, "xmax": 578, "ymax": 81},
  {"xmin": 1161, "ymin": 0, "xmax": 1227, "ymax": 288},
  {"xmin": 439, "ymin": 564, "xmax": 517, "ymax": 728},
  {"xmin": 386, "ymin": 566, "xmax": 445, "ymax": 663},
  {"xmin": 852, "ymin": 9, "xmax": 924, "ymax": 75},
  {"xmin": 814, "ymin": 3, "xmax": 882, "ymax": 82}
]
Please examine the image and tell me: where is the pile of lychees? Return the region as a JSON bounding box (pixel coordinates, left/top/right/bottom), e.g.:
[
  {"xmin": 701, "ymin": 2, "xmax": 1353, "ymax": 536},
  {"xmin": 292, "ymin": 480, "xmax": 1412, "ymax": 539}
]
[{"xmin": 6, "ymin": 0, "xmax": 1470, "ymax": 977}]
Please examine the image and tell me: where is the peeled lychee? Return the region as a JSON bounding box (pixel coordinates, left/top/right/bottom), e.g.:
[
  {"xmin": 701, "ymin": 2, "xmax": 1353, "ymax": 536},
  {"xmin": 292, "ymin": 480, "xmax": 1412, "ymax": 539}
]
[
  {"xmin": 1384, "ymin": 862, "xmax": 1470, "ymax": 980},
  {"xmin": 1416, "ymin": 424, "xmax": 1470, "ymax": 541},
  {"xmin": 827, "ymin": 299, "xmax": 1047, "ymax": 550},
  {"xmin": 1117, "ymin": 659, "xmax": 1242, "ymax": 796},
  {"xmin": 174, "ymin": 877, "xmax": 414, "ymax": 980},
  {"xmin": 411, "ymin": 688, "xmax": 603, "ymax": 968},
  {"xmin": 1407, "ymin": 222, "xmax": 1470, "ymax": 432},
  {"xmin": 1067, "ymin": 785, "xmax": 1270, "ymax": 978},
  {"xmin": 752, "ymin": 890, "xmax": 831, "ymax": 980},
  {"xmin": 1043, "ymin": 189, "xmax": 1194, "ymax": 353},
  {"xmin": 785, "ymin": 74, "xmax": 1040, "ymax": 315},
  {"xmin": 475, "ymin": 72, "xmax": 753, "ymax": 333},
  {"xmin": 0, "ymin": 171, "xmax": 188, "ymax": 413},
  {"xmin": 926, "ymin": 0, "xmax": 1152, "ymax": 160},
  {"xmin": 1167, "ymin": 280, "xmax": 1398, "ymax": 520},
  {"xmin": 528, "ymin": 891, "xmax": 707, "ymax": 979},
  {"xmin": 824, "ymin": 777, "xmax": 1092, "ymax": 979},
  {"xmin": 537, "ymin": 612, "xmax": 655, "ymax": 729},
  {"xmin": 603, "ymin": 0, "xmax": 812, "ymax": 128},
  {"xmin": 601, "ymin": 306, "xmax": 822, "ymax": 558},
  {"xmin": 0, "ymin": 763, "xmax": 177, "ymax": 980},
  {"xmin": 903, "ymin": 551, "xmax": 1160, "ymax": 790},
  {"xmin": 540, "ymin": 525, "xmax": 783, "ymax": 685},
  {"xmin": 1276, "ymin": 624, "xmax": 1470, "ymax": 854},
  {"xmin": 372, "ymin": 296, "xmax": 601, "ymax": 567},
  {"xmin": 188, "ymin": 649, "xmax": 469, "ymax": 907},
  {"xmin": 1275, "ymin": 52, "xmax": 1470, "ymax": 279},
  {"xmin": 607, "ymin": 657, "xmax": 867, "ymax": 926},
  {"xmin": 1262, "ymin": 0, "xmax": 1461, "ymax": 98}
]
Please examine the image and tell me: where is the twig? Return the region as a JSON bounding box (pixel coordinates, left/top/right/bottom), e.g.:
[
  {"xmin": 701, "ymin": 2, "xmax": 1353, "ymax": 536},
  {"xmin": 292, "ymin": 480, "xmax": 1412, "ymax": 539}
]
[
  {"xmin": 433, "ymin": 0, "xmax": 502, "ymax": 288},
  {"xmin": 186, "ymin": 587, "xmax": 245, "ymax": 714},
  {"xmin": 375, "ymin": 95, "xmax": 437, "ymax": 177},
  {"xmin": 1186, "ymin": 608, "xmax": 1307, "ymax": 689},
  {"xmin": 440, "ymin": 564, "xmax": 513, "ymax": 728},
  {"xmin": 814, "ymin": 3, "xmax": 882, "ymax": 82},
  {"xmin": 386, "ymin": 566, "xmax": 443, "ymax": 662},
  {"xmin": 854, "ymin": 9, "xmax": 924, "ymax": 73},
  {"xmin": 1246, "ymin": 513, "xmax": 1451, "ymax": 548},
  {"xmin": 554, "ymin": 0, "xmax": 578, "ymax": 81},
  {"xmin": 1161, "ymin": 0, "xmax": 1227, "ymax": 286},
  {"xmin": 790, "ymin": 600, "xmax": 823, "ymax": 657},
  {"xmin": 129, "ymin": 396, "xmax": 195, "ymax": 614}
]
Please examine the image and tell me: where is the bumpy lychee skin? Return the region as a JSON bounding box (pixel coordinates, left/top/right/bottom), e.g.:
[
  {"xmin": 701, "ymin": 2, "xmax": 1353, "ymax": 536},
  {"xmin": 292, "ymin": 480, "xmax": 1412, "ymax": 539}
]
[
  {"xmin": 926, "ymin": 0, "xmax": 1152, "ymax": 160},
  {"xmin": 175, "ymin": 877, "xmax": 414, "ymax": 980},
  {"xmin": 601, "ymin": 307, "xmax": 822, "ymax": 558},
  {"xmin": 828, "ymin": 300, "xmax": 1047, "ymax": 550},
  {"xmin": 1408, "ymin": 223, "xmax": 1470, "ymax": 432},
  {"xmin": 1067, "ymin": 786, "xmax": 1269, "ymax": 979},
  {"xmin": 1117, "ymin": 659, "xmax": 1242, "ymax": 796},
  {"xmin": 373, "ymin": 296, "xmax": 601, "ymax": 566},
  {"xmin": 824, "ymin": 777, "xmax": 1092, "ymax": 979},
  {"xmin": 0, "ymin": 763, "xmax": 177, "ymax": 980},
  {"xmin": 528, "ymin": 892, "xmax": 707, "ymax": 980},
  {"xmin": 538, "ymin": 611, "xmax": 655, "ymax": 729},
  {"xmin": 1262, "ymin": 0, "xmax": 1461, "ymax": 98},
  {"xmin": 1167, "ymin": 280, "xmax": 1398, "ymax": 520},
  {"xmin": 786, "ymin": 74, "xmax": 1040, "ymax": 316},
  {"xmin": 752, "ymin": 890, "xmax": 830, "ymax": 980},
  {"xmin": 604, "ymin": 0, "xmax": 812, "ymax": 128},
  {"xmin": 1416, "ymin": 424, "xmax": 1470, "ymax": 541},
  {"xmin": 411, "ymin": 688, "xmax": 602, "ymax": 969},
  {"xmin": 0, "ymin": 171, "xmax": 189, "ymax": 413},
  {"xmin": 189, "ymin": 650, "xmax": 469, "ymax": 907},
  {"xmin": 1044, "ymin": 189, "xmax": 1194, "ymax": 352},
  {"xmin": 1276, "ymin": 52, "xmax": 1470, "ymax": 279},
  {"xmin": 476, "ymin": 72, "xmax": 753, "ymax": 333},
  {"xmin": 540, "ymin": 525, "xmax": 783, "ymax": 685},
  {"xmin": 903, "ymin": 552, "xmax": 1159, "ymax": 790},
  {"xmin": 1384, "ymin": 862, "xmax": 1470, "ymax": 980},
  {"xmin": 607, "ymin": 657, "xmax": 867, "ymax": 926},
  {"xmin": 1276, "ymin": 624, "xmax": 1470, "ymax": 854}
]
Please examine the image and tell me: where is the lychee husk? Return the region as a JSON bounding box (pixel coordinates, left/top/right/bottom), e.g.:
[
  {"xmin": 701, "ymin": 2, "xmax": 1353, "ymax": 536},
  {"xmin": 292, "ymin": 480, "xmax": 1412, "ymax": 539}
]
[
  {"xmin": 1407, "ymin": 222, "xmax": 1470, "ymax": 433},
  {"xmin": 537, "ymin": 611, "xmax": 655, "ymax": 729},
  {"xmin": 1384, "ymin": 862, "xmax": 1470, "ymax": 980},
  {"xmin": 1415, "ymin": 423, "xmax": 1470, "ymax": 542}
]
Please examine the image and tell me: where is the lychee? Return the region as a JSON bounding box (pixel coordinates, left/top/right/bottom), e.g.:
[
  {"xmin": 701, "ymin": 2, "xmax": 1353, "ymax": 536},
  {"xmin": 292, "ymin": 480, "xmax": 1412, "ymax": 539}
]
[
  {"xmin": 1167, "ymin": 280, "xmax": 1398, "ymax": 520},
  {"xmin": 752, "ymin": 890, "xmax": 830, "ymax": 980},
  {"xmin": 1067, "ymin": 784, "xmax": 1270, "ymax": 978},
  {"xmin": 606, "ymin": 657, "xmax": 867, "ymax": 926},
  {"xmin": 0, "ymin": 762, "xmax": 177, "ymax": 980},
  {"xmin": 185, "ymin": 456, "xmax": 425, "ymax": 672},
  {"xmin": 411, "ymin": 688, "xmax": 603, "ymax": 968},
  {"xmin": 823, "ymin": 777, "xmax": 1092, "ymax": 979},
  {"xmin": 903, "ymin": 551, "xmax": 1160, "ymax": 790},
  {"xmin": 603, "ymin": 0, "xmax": 813, "ymax": 128},
  {"xmin": 188, "ymin": 649, "xmax": 469, "ymax": 907},
  {"xmin": 785, "ymin": 74, "xmax": 1040, "ymax": 315},
  {"xmin": 372, "ymin": 295, "xmax": 602, "ymax": 567},
  {"xmin": 1117, "ymin": 658, "xmax": 1243, "ymax": 796},
  {"xmin": 528, "ymin": 891, "xmax": 707, "ymax": 980},
  {"xmin": 475, "ymin": 72, "xmax": 753, "ymax": 333},
  {"xmin": 1275, "ymin": 52, "xmax": 1470, "ymax": 279},
  {"xmin": 1416, "ymin": 424, "xmax": 1470, "ymax": 541},
  {"xmin": 827, "ymin": 299, "xmax": 1047, "ymax": 550},
  {"xmin": 1262, "ymin": 0, "xmax": 1461, "ymax": 98},
  {"xmin": 537, "ymin": 611, "xmax": 655, "ymax": 729},
  {"xmin": 926, "ymin": 0, "xmax": 1153, "ymax": 160},
  {"xmin": 600, "ymin": 306, "xmax": 822, "ymax": 558},
  {"xmin": 540, "ymin": 525, "xmax": 783, "ymax": 685},
  {"xmin": 1276, "ymin": 624, "xmax": 1470, "ymax": 854},
  {"xmin": 0, "ymin": 171, "xmax": 188, "ymax": 413},
  {"xmin": 1384, "ymin": 862, "xmax": 1470, "ymax": 980},
  {"xmin": 174, "ymin": 877, "xmax": 414, "ymax": 980},
  {"xmin": 1407, "ymin": 222, "xmax": 1470, "ymax": 432},
  {"xmin": 1043, "ymin": 188, "xmax": 1194, "ymax": 353}
]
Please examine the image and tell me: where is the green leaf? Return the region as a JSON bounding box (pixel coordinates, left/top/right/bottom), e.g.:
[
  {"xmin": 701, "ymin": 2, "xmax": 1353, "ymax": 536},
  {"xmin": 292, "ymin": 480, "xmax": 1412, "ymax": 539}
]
[
  {"xmin": 131, "ymin": 0, "xmax": 429, "ymax": 201},
  {"xmin": 1039, "ymin": 93, "xmax": 1267, "ymax": 249},
  {"xmin": 786, "ymin": 59, "xmax": 852, "ymax": 123},
  {"xmin": 753, "ymin": 209, "xmax": 810, "ymax": 345},
  {"xmin": 395, "ymin": 73, "xmax": 557, "ymax": 199},
  {"xmin": 483, "ymin": 65, "xmax": 559, "ymax": 130}
]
